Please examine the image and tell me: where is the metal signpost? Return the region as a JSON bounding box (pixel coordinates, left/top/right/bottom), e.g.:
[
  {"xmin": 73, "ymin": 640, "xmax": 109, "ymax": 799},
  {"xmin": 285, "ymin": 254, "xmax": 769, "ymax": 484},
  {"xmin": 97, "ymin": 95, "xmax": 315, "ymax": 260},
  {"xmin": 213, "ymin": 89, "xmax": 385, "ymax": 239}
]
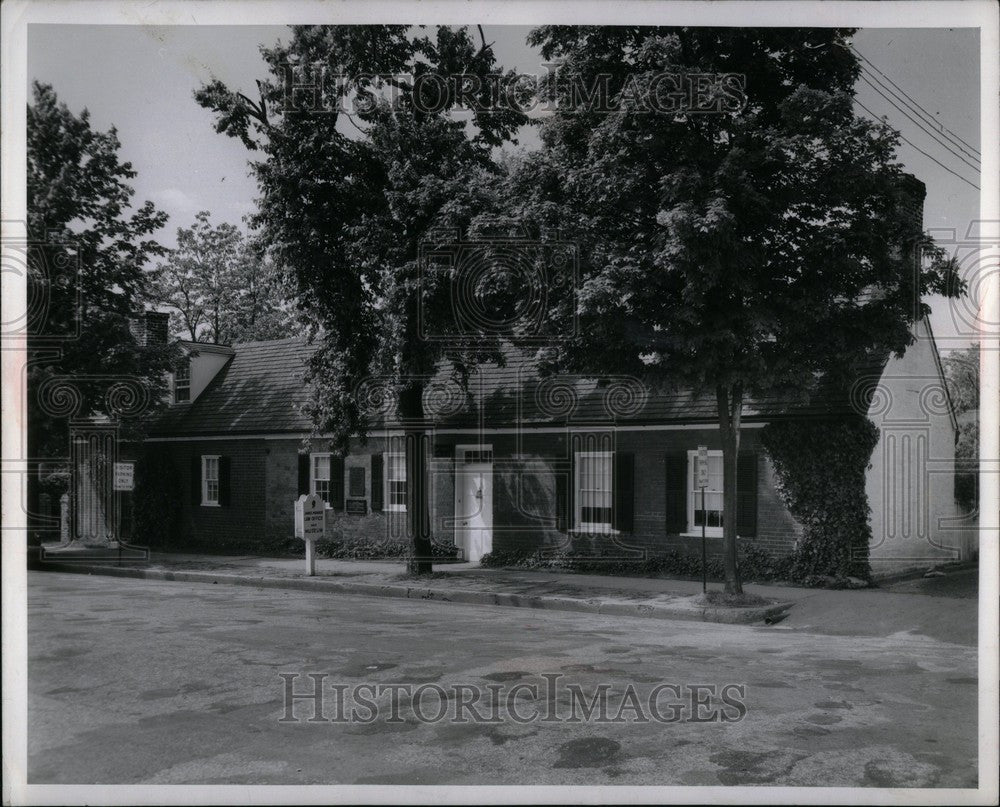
[{"xmin": 696, "ymin": 445, "xmax": 709, "ymax": 593}]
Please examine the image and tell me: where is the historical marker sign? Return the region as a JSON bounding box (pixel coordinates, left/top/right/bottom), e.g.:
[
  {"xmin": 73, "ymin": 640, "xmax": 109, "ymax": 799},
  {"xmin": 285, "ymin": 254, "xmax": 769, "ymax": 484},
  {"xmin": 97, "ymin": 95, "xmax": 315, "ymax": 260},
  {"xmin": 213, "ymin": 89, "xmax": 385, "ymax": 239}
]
[
  {"xmin": 294, "ymin": 493, "xmax": 325, "ymax": 576},
  {"xmin": 695, "ymin": 446, "xmax": 710, "ymax": 489},
  {"xmin": 113, "ymin": 462, "xmax": 135, "ymax": 491},
  {"xmin": 295, "ymin": 493, "xmax": 325, "ymax": 541}
]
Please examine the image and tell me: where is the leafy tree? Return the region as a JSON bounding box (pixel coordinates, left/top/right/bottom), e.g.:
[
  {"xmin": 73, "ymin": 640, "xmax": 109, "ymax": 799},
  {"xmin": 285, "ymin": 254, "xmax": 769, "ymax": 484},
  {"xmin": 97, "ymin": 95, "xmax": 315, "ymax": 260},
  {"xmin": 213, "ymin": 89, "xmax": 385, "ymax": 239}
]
[
  {"xmin": 944, "ymin": 343, "xmax": 979, "ymax": 510},
  {"xmin": 26, "ymin": 81, "xmax": 175, "ymax": 542},
  {"xmin": 196, "ymin": 25, "xmax": 528, "ymax": 572},
  {"xmin": 153, "ymin": 211, "xmax": 297, "ymax": 343},
  {"xmin": 27, "ymin": 81, "xmax": 174, "ymax": 455},
  {"xmin": 510, "ymin": 27, "xmax": 961, "ymax": 592}
]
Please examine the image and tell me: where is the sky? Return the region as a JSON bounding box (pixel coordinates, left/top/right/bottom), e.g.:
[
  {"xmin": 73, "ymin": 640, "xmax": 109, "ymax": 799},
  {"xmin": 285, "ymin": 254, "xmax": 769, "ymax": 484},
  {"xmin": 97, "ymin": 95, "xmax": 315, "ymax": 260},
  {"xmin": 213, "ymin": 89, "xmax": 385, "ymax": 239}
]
[{"xmin": 27, "ymin": 24, "xmax": 982, "ymax": 351}]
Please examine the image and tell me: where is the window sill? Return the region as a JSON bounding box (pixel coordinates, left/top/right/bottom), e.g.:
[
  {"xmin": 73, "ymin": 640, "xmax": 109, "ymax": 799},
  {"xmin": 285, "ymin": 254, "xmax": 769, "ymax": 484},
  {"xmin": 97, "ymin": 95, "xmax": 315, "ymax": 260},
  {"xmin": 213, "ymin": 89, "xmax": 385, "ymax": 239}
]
[
  {"xmin": 201, "ymin": 502, "xmax": 221, "ymax": 508},
  {"xmin": 569, "ymin": 527, "xmax": 620, "ymax": 536}
]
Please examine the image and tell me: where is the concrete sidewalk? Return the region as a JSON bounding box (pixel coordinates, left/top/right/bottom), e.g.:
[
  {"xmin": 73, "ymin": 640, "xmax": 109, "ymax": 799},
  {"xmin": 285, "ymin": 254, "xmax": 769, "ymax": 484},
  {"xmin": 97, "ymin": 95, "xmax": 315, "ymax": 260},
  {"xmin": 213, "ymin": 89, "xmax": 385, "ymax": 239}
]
[
  {"xmin": 36, "ymin": 550, "xmax": 796, "ymax": 625},
  {"xmin": 34, "ymin": 550, "xmax": 978, "ymax": 640}
]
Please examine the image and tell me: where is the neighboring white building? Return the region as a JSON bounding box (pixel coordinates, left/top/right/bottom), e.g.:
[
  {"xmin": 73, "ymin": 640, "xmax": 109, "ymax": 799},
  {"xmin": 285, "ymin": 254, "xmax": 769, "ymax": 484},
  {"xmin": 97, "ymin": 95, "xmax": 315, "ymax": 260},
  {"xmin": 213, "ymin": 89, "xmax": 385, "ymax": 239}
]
[{"xmin": 865, "ymin": 316, "xmax": 976, "ymax": 574}]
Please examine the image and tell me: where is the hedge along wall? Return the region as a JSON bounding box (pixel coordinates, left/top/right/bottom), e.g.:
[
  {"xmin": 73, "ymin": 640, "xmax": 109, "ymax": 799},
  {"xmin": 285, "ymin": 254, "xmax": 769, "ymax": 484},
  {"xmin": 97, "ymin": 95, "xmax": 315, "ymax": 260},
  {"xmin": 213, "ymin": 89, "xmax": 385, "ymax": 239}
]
[{"xmin": 760, "ymin": 416, "xmax": 879, "ymax": 580}]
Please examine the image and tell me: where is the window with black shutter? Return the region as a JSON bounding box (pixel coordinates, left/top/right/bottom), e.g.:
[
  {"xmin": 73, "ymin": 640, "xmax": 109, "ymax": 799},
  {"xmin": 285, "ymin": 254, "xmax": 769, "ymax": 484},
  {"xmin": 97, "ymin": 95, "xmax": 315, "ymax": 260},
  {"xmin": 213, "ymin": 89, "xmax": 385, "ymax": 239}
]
[
  {"xmin": 613, "ymin": 452, "xmax": 634, "ymax": 532},
  {"xmin": 736, "ymin": 452, "xmax": 758, "ymax": 537},
  {"xmin": 370, "ymin": 453, "xmax": 384, "ymax": 511},
  {"xmin": 664, "ymin": 453, "xmax": 687, "ymax": 534}
]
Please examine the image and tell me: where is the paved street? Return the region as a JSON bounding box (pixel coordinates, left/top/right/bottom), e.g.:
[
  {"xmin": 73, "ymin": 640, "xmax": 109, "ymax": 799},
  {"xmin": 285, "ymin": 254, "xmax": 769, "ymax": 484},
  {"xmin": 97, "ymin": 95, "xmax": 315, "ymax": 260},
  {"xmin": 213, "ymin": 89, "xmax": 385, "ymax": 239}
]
[{"xmin": 28, "ymin": 572, "xmax": 977, "ymax": 786}]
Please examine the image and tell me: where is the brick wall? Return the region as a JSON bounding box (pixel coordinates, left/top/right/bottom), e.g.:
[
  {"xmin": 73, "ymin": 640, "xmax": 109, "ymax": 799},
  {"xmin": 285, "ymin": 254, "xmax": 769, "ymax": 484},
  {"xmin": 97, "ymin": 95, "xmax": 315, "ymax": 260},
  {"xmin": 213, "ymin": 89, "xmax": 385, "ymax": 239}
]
[
  {"xmin": 157, "ymin": 439, "xmax": 272, "ymax": 551},
  {"xmin": 155, "ymin": 428, "xmax": 805, "ymax": 560}
]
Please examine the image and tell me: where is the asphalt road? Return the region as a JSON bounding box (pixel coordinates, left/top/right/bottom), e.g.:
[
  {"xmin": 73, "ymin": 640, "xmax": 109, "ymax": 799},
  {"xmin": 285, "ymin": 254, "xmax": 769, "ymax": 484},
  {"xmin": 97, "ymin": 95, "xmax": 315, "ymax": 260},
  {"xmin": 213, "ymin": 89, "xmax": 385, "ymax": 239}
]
[{"xmin": 27, "ymin": 572, "xmax": 978, "ymax": 786}]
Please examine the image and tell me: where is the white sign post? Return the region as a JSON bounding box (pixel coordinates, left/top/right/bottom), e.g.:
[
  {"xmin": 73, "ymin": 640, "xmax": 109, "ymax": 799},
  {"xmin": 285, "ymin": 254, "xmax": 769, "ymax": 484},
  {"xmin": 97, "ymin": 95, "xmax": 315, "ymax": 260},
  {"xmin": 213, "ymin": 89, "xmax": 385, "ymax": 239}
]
[
  {"xmin": 696, "ymin": 446, "xmax": 709, "ymax": 593},
  {"xmin": 295, "ymin": 493, "xmax": 325, "ymax": 576}
]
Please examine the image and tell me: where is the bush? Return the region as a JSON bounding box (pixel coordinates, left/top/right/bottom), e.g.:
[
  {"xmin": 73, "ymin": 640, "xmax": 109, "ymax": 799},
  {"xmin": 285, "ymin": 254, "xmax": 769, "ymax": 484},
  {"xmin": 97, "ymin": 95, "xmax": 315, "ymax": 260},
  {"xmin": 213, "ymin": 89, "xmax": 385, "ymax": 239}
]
[
  {"xmin": 481, "ymin": 542, "xmax": 792, "ymax": 582},
  {"xmin": 316, "ymin": 535, "xmax": 459, "ymax": 561}
]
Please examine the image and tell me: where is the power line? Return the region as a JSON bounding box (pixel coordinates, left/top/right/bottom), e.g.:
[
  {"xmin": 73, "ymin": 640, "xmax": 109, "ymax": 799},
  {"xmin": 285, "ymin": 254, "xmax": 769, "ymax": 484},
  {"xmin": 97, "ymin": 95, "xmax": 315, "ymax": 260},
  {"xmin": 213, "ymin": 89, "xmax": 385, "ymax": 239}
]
[
  {"xmin": 857, "ymin": 66, "xmax": 980, "ymax": 168},
  {"xmin": 857, "ymin": 71, "xmax": 981, "ymax": 174},
  {"xmin": 849, "ymin": 44, "xmax": 980, "ymax": 159},
  {"xmin": 854, "ymin": 99, "xmax": 980, "ymax": 190}
]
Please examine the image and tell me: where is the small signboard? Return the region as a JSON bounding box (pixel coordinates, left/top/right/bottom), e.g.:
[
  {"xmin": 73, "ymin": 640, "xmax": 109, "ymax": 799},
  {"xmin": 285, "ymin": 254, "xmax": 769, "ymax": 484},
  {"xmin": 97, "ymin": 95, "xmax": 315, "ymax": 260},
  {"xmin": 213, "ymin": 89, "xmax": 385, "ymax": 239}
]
[
  {"xmin": 113, "ymin": 462, "xmax": 135, "ymax": 491},
  {"xmin": 695, "ymin": 445, "xmax": 710, "ymax": 489},
  {"xmin": 295, "ymin": 493, "xmax": 325, "ymax": 541},
  {"xmin": 345, "ymin": 498, "xmax": 368, "ymax": 516},
  {"xmin": 295, "ymin": 493, "xmax": 325, "ymax": 576}
]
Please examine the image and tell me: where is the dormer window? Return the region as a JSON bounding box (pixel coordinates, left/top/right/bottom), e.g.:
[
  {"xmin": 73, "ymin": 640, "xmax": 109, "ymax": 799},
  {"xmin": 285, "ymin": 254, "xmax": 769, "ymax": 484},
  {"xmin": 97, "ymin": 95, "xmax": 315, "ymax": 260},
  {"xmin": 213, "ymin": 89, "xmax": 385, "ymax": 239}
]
[{"xmin": 174, "ymin": 361, "xmax": 191, "ymax": 403}]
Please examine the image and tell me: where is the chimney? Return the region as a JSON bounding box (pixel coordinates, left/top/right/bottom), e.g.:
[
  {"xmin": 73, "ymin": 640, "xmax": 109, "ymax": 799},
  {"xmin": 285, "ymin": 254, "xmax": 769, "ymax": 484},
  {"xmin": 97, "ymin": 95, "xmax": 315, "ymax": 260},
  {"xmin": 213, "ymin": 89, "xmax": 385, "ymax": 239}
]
[{"xmin": 130, "ymin": 310, "xmax": 170, "ymax": 345}]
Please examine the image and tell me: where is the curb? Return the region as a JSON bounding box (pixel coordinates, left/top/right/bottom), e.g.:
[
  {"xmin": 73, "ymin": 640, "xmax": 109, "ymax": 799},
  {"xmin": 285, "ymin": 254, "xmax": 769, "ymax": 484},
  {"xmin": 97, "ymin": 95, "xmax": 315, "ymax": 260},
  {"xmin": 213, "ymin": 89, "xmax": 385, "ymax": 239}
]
[{"xmin": 36, "ymin": 562, "xmax": 794, "ymax": 625}]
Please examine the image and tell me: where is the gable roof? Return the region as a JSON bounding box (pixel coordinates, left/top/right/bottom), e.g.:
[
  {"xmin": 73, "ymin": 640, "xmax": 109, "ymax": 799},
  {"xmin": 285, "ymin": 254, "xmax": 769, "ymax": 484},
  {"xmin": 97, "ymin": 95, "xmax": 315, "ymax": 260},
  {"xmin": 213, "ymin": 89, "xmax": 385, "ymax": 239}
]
[
  {"xmin": 146, "ymin": 335, "xmax": 886, "ymax": 438},
  {"xmin": 147, "ymin": 337, "xmax": 319, "ymax": 437}
]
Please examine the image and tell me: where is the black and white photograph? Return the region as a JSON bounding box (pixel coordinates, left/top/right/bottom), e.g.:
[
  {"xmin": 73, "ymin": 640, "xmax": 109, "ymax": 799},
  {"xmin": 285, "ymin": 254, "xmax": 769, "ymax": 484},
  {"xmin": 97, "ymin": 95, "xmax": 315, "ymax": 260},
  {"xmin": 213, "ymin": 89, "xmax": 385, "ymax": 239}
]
[{"xmin": 1, "ymin": 1, "xmax": 997, "ymax": 803}]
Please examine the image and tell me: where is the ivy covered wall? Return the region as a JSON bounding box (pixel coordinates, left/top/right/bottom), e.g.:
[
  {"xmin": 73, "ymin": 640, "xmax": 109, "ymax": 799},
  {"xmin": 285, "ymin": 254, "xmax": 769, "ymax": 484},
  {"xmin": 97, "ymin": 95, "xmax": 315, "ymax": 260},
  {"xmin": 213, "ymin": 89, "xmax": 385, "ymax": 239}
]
[{"xmin": 760, "ymin": 416, "xmax": 879, "ymax": 580}]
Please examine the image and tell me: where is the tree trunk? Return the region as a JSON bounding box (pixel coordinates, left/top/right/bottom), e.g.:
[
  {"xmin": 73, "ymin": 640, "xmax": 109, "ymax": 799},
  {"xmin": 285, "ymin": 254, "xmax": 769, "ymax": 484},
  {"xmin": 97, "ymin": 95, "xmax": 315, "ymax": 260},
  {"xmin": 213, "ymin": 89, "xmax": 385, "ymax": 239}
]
[
  {"xmin": 716, "ymin": 383, "xmax": 743, "ymax": 594},
  {"xmin": 399, "ymin": 383, "xmax": 433, "ymax": 575}
]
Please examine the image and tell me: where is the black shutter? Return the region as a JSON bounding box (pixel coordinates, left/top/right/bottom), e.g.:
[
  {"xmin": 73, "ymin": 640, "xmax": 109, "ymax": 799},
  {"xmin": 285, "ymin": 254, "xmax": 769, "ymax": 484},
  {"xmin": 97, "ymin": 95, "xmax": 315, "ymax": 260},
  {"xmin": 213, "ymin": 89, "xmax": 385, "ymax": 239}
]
[
  {"xmin": 613, "ymin": 452, "xmax": 634, "ymax": 532},
  {"xmin": 370, "ymin": 453, "xmax": 383, "ymax": 512},
  {"xmin": 218, "ymin": 456, "xmax": 231, "ymax": 507},
  {"xmin": 190, "ymin": 454, "xmax": 201, "ymax": 505},
  {"xmin": 555, "ymin": 460, "xmax": 569, "ymax": 532},
  {"xmin": 297, "ymin": 454, "xmax": 310, "ymax": 496},
  {"xmin": 736, "ymin": 451, "xmax": 758, "ymax": 537},
  {"xmin": 330, "ymin": 456, "xmax": 345, "ymax": 510},
  {"xmin": 664, "ymin": 453, "xmax": 687, "ymax": 534}
]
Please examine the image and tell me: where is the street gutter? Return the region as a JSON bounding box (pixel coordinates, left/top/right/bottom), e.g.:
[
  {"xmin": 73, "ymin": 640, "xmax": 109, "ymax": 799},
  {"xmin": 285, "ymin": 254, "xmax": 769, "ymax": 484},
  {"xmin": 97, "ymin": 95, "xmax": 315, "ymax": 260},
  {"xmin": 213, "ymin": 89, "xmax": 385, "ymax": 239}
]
[{"xmin": 36, "ymin": 561, "xmax": 795, "ymax": 625}]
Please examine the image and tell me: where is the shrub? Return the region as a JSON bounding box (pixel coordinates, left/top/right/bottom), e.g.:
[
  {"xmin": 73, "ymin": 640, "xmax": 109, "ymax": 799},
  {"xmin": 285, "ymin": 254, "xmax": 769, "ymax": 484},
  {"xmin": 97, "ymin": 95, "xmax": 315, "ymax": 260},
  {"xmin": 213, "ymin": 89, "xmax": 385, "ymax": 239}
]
[
  {"xmin": 316, "ymin": 535, "xmax": 459, "ymax": 561},
  {"xmin": 481, "ymin": 542, "xmax": 791, "ymax": 582}
]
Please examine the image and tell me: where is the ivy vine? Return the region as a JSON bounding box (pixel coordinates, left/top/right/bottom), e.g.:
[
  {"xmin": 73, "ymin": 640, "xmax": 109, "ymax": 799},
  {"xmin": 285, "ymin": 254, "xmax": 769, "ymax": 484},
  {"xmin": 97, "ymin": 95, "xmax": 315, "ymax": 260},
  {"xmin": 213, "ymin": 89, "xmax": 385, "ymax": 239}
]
[{"xmin": 760, "ymin": 416, "xmax": 879, "ymax": 581}]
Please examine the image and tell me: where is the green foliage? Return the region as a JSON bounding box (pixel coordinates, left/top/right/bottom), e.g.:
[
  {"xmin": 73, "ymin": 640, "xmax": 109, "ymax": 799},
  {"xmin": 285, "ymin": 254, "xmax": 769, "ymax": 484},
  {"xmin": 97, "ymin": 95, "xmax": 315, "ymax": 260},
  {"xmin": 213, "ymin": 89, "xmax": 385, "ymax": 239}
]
[
  {"xmin": 954, "ymin": 419, "xmax": 979, "ymax": 511},
  {"xmin": 509, "ymin": 27, "xmax": 963, "ymax": 592},
  {"xmin": 760, "ymin": 417, "xmax": 879, "ymax": 579},
  {"xmin": 480, "ymin": 541, "xmax": 792, "ymax": 583},
  {"xmin": 944, "ymin": 344, "xmax": 979, "ymax": 511},
  {"xmin": 27, "ymin": 81, "xmax": 175, "ymax": 456},
  {"xmin": 316, "ymin": 536, "xmax": 459, "ymax": 561},
  {"xmin": 152, "ymin": 211, "xmax": 299, "ymax": 344},
  {"xmin": 943, "ymin": 344, "xmax": 979, "ymax": 415},
  {"xmin": 195, "ymin": 25, "xmax": 529, "ymax": 450}
]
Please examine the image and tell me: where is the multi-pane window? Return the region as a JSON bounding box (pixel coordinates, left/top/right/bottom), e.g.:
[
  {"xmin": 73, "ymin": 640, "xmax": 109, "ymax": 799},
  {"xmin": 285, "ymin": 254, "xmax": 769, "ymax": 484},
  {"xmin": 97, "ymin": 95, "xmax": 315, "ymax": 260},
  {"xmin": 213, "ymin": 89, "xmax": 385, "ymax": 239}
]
[
  {"xmin": 312, "ymin": 454, "xmax": 332, "ymax": 505},
  {"xmin": 174, "ymin": 362, "xmax": 191, "ymax": 403},
  {"xmin": 202, "ymin": 456, "xmax": 219, "ymax": 506},
  {"xmin": 385, "ymin": 453, "xmax": 407, "ymax": 512},
  {"xmin": 688, "ymin": 450, "xmax": 724, "ymax": 535},
  {"xmin": 575, "ymin": 451, "xmax": 613, "ymax": 531}
]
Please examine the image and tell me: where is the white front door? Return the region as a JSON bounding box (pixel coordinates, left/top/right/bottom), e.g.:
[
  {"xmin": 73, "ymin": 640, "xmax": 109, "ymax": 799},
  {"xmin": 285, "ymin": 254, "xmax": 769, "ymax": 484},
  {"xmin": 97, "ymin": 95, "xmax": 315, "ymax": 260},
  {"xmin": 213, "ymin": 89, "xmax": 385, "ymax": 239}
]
[{"xmin": 454, "ymin": 463, "xmax": 493, "ymax": 563}]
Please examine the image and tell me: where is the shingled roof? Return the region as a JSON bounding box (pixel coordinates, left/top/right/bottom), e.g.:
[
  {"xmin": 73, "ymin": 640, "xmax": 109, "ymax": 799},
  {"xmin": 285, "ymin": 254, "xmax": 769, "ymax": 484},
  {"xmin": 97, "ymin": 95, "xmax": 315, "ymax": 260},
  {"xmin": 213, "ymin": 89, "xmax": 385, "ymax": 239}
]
[
  {"xmin": 147, "ymin": 336, "xmax": 880, "ymax": 437},
  {"xmin": 147, "ymin": 337, "xmax": 319, "ymax": 437}
]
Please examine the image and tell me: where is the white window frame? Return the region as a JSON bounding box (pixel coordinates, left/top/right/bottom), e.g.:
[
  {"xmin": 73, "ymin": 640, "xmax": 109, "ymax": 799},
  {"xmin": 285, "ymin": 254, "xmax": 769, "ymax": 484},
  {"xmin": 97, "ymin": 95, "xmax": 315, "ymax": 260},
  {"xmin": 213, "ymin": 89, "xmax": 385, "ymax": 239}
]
[
  {"xmin": 384, "ymin": 452, "xmax": 407, "ymax": 513},
  {"xmin": 201, "ymin": 455, "xmax": 220, "ymax": 507},
  {"xmin": 173, "ymin": 361, "xmax": 191, "ymax": 404},
  {"xmin": 455, "ymin": 443, "xmax": 494, "ymax": 465},
  {"xmin": 310, "ymin": 453, "xmax": 337, "ymax": 509},
  {"xmin": 574, "ymin": 450, "xmax": 614, "ymax": 533},
  {"xmin": 685, "ymin": 449, "xmax": 724, "ymax": 537}
]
